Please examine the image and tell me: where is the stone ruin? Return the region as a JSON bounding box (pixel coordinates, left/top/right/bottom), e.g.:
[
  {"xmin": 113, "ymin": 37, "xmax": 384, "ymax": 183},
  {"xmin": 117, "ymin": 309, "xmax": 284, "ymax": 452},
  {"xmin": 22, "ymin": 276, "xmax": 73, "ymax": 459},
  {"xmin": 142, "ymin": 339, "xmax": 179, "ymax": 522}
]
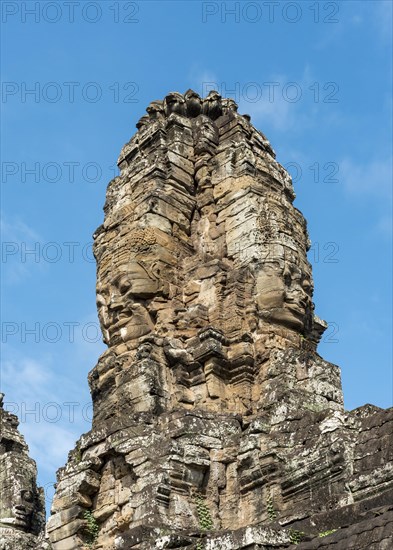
[
  {"xmin": 2, "ymin": 91, "xmax": 392, "ymax": 549},
  {"xmin": 0, "ymin": 393, "xmax": 48, "ymax": 549}
]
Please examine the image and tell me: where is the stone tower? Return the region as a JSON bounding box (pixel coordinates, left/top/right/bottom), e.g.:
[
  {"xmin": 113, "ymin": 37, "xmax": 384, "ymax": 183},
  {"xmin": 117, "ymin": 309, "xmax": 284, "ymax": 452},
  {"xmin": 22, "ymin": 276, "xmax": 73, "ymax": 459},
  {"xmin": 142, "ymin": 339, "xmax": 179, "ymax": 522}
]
[
  {"xmin": 47, "ymin": 91, "xmax": 392, "ymax": 549},
  {"xmin": 0, "ymin": 394, "xmax": 48, "ymax": 550}
]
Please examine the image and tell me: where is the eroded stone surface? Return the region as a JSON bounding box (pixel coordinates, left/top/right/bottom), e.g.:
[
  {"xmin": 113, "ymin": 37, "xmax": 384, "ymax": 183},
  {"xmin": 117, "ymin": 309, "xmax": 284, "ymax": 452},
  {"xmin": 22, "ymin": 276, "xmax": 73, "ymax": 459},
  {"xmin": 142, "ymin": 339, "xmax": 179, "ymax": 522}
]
[
  {"xmin": 46, "ymin": 91, "xmax": 392, "ymax": 549},
  {"xmin": 0, "ymin": 393, "xmax": 50, "ymax": 549}
]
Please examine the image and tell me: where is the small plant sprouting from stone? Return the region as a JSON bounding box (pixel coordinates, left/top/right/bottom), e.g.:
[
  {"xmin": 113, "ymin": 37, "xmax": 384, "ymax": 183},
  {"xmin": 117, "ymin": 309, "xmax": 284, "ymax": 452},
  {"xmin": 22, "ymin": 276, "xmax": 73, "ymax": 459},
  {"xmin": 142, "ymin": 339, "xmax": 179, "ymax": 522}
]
[
  {"xmin": 289, "ymin": 529, "xmax": 305, "ymax": 545},
  {"xmin": 319, "ymin": 529, "xmax": 337, "ymax": 537},
  {"xmin": 195, "ymin": 494, "xmax": 213, "ymax": 531},
  {"xmin": 84, "ymin": 509, "xmax": 99, "ymax": 547},
  {"xmin": 266, "ymin": 493, "xmax": 277, "ymax": 522}
]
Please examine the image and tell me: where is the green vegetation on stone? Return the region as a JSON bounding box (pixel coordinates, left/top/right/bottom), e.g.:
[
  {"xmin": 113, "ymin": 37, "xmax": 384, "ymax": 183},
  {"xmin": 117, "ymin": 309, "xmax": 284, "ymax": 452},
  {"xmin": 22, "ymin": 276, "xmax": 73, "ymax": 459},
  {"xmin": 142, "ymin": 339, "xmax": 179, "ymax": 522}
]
[
  {"xmin": 289, "ymin": 529, "xmax": 305, "ymax": 544},
  {"xmin": 319, "ymin": 529, "xmax": 337, "ymax": 537},
  {"xmin": 266, "ymin": 493, "xmax": 277, "ymax": 521},
  {"xmin": 84, "ymin": 509, "xmax": 99, "ymax": 547},
  {"xmin": 195, "ymin": 494, "xmax": 213, "ymax": 531}
]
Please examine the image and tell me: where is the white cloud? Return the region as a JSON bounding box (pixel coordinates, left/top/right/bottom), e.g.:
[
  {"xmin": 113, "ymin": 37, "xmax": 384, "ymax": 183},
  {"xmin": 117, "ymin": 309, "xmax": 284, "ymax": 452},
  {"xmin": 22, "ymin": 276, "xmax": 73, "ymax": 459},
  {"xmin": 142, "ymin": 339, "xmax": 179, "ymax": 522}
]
[
  {"xmin": 1, "ymin": 217, "xmax": 41, "ymax": 241},
  {"xmin": 1, "ymin": 357, "xmax": 53, "ymax": 401},
  {"xmin": 0, "ymin": 309, "xmax": 105, "ymax": 506},
  {"xmin": 185, "ymin": 65, "xmax": 344, "ymax": 135},
  {"xmin": 239, "ymin": 85, "xmax": 292, "ymax": 132},
  {"xmin": 1, "ymin": 216, "xmax": 45, "ymax": 284},
  {"xmin": 188, "ymin": 68, "xmax": 221, "ymax": 97},
  {"xmin": 0, "ymin": 344, "xmax": 95, "ymax": 481},
  {"xmin": 27, "ymin": 421, "xmax": 80, "ymax": 474},
  {"xmin": 340, "ymin": 156, "xmax": 392, "ymax": 200},
  {"xmin": 239, "ymin": 67, "xmax": 322, "ymax": 132},
  {"xmin": 0, "ymin": 303, "xmax": 106, "ymax": 512}
]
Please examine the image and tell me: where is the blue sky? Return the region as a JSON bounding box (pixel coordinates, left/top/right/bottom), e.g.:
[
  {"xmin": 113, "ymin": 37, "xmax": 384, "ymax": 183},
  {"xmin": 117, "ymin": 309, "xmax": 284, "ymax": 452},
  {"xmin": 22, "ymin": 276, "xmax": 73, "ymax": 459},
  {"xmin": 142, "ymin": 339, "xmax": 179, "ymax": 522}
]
[{"xmin": 1, "ymin": 0, "xmax": 392, "ymax": 512}]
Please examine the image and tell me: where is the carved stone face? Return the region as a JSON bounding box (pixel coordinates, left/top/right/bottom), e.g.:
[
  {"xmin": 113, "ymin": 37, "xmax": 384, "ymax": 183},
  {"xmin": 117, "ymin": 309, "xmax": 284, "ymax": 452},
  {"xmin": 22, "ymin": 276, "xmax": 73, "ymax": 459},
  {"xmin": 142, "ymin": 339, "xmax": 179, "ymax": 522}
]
[
  {"xmin": 97, "ymin": 262, "xmax": 161, "ymax": 345},
  {"xmin": 256, "ymin": 264, "xmax": 312, "ymax": 331},
  {"xmin": 0, "ymin": 455, "xmax": 37, "ymax": 532}
]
